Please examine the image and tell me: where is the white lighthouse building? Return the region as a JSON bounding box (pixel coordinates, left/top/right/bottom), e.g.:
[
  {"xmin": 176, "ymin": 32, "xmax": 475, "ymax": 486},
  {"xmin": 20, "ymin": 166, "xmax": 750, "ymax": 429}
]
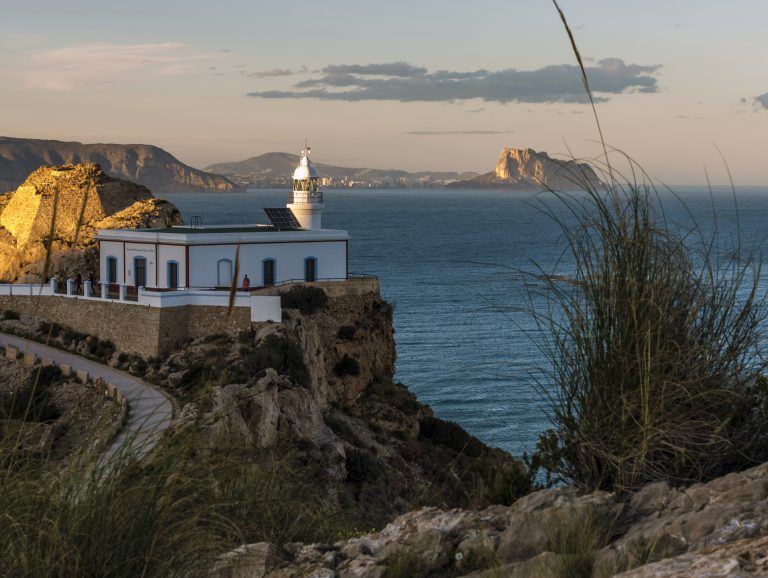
[
  {"xmin": 96, "ymin": 145, "xmax": 348, "ymax": 291},
  {"xmin": 288, "ymin": 145, "xmax": 324, "ymax": 229}
]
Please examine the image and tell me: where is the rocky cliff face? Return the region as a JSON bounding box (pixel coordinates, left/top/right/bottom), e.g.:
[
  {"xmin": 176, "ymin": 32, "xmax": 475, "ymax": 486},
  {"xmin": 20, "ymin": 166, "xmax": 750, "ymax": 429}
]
[
  {"xmin": 0, "ymin": 163, "xmax": 181, "ymax": 282},
  {"xmin": 449, "ymin": 147, "xmax": 602, "ymax": 191},
  {"xmin": 147, "ymin": 288, "xmax": 525, "ymax": 529},
  {"xmin": 0, "ymin": 137, "xmax": 238, "ymax": 193}
]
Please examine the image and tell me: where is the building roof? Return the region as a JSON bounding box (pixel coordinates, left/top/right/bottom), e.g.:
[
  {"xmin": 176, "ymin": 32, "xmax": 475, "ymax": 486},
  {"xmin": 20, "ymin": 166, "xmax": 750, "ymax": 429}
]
[{"xmin": 97, "ymin": 225, "xmax": 349, "ymax": 245}]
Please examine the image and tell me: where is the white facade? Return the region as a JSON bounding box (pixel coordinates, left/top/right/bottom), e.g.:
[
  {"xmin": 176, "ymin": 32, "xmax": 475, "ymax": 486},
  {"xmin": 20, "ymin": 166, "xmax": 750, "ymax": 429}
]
[{"xmin": 97, "ymin": 227, "xmax": 349, "ymax": 289}]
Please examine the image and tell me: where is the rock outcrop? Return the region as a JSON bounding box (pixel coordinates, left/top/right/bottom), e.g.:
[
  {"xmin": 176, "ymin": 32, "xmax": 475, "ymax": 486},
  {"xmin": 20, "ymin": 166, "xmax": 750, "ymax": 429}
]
[
  {"xmin": 448, "ymin": 147, "xmax": 602, "ymax": 191},
  {"xmin": 0, "ymin": 163, "xmax": 181, "ymax": 282},
  {"xmin": 0, "ymin": 136, "xmax": 238, "ymax": 193},
  {"xmin": 149, "ymin": 287, "xmax": 525, "ymax": 530},
  {"xmin": 209, "ymin": 461, "xmax": 768, "ymax": 577}
]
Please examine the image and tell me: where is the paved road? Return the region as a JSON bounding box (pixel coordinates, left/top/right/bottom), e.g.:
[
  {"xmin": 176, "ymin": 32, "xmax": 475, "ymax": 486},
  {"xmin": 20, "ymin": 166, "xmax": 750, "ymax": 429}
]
[{"xmin": 0, "ymin": 333, "xmax": 174, "ymax": 462}]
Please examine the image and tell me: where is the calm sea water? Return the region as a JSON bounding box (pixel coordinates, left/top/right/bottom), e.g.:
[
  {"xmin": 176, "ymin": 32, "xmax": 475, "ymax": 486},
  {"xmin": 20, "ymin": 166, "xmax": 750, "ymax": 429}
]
[{"xmin": 162, "ymin": 187, "xmax": 768, "ymax": 456}]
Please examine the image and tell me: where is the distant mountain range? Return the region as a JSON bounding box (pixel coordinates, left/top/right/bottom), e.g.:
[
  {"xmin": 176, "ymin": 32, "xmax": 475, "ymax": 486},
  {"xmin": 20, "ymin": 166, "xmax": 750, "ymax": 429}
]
[
  {"xmin": 0, "ymin": 137, "xmax": 238, "ymax": 194},
  {"xmin": 205, "ymin": 152, "xmax": 479, "ymax": 189}
]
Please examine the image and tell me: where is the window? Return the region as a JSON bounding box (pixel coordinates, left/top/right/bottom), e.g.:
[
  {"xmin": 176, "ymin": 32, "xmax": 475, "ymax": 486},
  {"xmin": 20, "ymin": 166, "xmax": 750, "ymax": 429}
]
[
  {"xmin": 167, "ymin": 261, "xmax": 179, "ymax": 289},
  {"xmin": 304, "ymin": 257, "xmax": 317, "ymax": 282},
  {"xmin": 217, "ymin": 259, "xmax": 233, "ymax": 287},
  {"xmin": 106, "ymin": 256, "xmax": 118, "ymax": 284},
  {"xmin": 133, "ymin": 257, "xmax": 147, "ymax": 288},
  {"xmin": 262, "ymin": 258, "xmax": 276, "ymax": 286}
]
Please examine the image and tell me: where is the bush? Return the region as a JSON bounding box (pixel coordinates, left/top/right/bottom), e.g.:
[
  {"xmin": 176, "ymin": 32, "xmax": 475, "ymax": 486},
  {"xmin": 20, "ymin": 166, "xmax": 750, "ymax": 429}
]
[
  {"xmin": 243, "ymin": 334, "xmax": 309, "ymax": 386},
  {"xmin": 419, "ymin": 416, "xmax": 484, "ymax": 458},
  {"xmin": 345, "ymin": 448, "xmax": 381, "ymax": 484},
  {"xmin": 2, "ymin": 310, "xmax": 20, "ymax": 321},
  {"xmin": 530, "ymin": 175, "xmax": 768, "ymax": 492},
  {"xmin": 280, "ymin": 285, "xmax": 328, "ymax": 315},
  {"xmin": 39, "ymin": 321, "xmax": 62, "ymax": 338},
  {"xmin": 0, "ymin": 366, "xmax": 62, "ymax": 422},
  {"xmin": 333, "ymin": 355, "xmax": 360, "ymax": 377},
  {"xmin": 336, "ymin": 325, "xmax": 357, "ymax": 341},
  {"xmin": 86, "ymin": 336, "xmax": 115, "ymax": 361}
]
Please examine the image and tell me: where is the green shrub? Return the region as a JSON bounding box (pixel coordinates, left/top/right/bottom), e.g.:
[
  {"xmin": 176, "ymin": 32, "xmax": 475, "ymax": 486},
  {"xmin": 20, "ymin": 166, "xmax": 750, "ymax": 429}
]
[
  {"xmin": 419, "ymin": 416, "xmax": 484, "ymax": 458},
  {"xmin": 280, "ymin": 285, "xmax": 328, "ymax": 315},
  {"xmin": 336, "ymin": 325, "xmax": 357, "ymax": 341},
  {"xmin": 333, "ymin": 355, "xmax": 360, "ymax": 377},
  {"xmin": 0, "ymin": 366, "xmax": 61, "ymax": 422},
  {"xmin": 38, "ymin": 321, "xmax": 62, "ymax": 338},
  {"xmin": 86, "ymin": 336, "xmax": 115, "ymax": 361},
  {"xmin": 2, "ymin": 309, "xmax": 20, "ymax": 321},
  {"xmin": 530, "ymin": 178, "xmax": 768, "ymax": 492},
  {"xmin": 345, "ymin": 448, "xmax": 381, "ymax": 484},
  {"xmin": 243, "ymin": 334, "xmax": 309, "ymax": 386}
]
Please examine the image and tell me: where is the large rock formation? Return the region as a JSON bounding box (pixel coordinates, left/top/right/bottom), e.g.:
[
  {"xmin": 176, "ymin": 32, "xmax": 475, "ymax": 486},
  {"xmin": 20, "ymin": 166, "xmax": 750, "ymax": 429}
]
[
  {"xmin": 0, "ymin": 137, "xmax": 238, "ymax": 193},
  {"xmin": 448, "ymin": 147, "xmax": 602, "ymax": 191},
  {"xmin": 0, "ymin": 163, "xmax": 181, "ymax": 282}
]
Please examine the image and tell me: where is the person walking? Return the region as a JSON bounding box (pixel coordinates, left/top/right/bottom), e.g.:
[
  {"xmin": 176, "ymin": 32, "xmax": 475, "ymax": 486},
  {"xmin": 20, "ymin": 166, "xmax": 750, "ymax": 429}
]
[{"xmin": 74, "ymin": 273, "xmax": 83, "ymax": 294}]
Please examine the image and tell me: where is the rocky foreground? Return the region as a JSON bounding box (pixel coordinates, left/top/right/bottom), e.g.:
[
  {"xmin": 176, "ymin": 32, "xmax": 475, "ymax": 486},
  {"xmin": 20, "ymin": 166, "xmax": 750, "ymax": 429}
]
[
  {"xmin": 0, "ymin": 162, "xmax": 181, "ymax": 282},
  {"xmin": 210, "ymin": 460, "xmax": 768, "ymax": 577}
]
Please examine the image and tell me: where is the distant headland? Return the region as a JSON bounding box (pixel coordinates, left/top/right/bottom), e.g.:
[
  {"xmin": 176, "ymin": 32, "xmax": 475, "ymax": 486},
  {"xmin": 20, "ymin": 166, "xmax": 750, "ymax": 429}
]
[
  {"xmin": 0, "ymin": 137, "xmax": 238, "ymax": 194},
  {"xmin": 447, "ymin": 147, "xmax": 603, "ymax": 191}
]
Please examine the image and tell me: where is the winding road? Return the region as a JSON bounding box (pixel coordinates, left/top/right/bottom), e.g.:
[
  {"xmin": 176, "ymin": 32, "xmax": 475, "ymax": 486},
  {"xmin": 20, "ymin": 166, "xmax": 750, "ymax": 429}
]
[{"xmin": 0, "ymin": 333, "xmax": 174, "ymax": 461}]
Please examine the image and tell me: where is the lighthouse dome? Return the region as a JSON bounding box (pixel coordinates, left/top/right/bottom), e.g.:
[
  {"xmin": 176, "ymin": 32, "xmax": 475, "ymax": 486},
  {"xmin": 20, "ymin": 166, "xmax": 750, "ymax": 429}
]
[
  {"xmin": 293, "ymin": 145, "xmax": 318, "ymax": 180},
  {"xmin": 293, "ymin": 162, "xmax": 318, "ymax": 180}
]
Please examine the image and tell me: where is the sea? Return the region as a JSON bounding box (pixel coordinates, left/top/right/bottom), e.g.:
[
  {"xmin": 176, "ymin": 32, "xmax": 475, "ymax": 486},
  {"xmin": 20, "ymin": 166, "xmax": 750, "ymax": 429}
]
[{"xmin": 162, "ymin": 187, "xmax": 768, "ymax": 457}]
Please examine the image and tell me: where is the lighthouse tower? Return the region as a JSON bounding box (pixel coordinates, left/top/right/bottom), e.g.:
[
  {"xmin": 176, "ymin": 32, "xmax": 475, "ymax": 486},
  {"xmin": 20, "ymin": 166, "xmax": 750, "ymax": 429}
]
[{"xmin": 287, "ymin": 144, "xmax": 324, "ymax": 229}]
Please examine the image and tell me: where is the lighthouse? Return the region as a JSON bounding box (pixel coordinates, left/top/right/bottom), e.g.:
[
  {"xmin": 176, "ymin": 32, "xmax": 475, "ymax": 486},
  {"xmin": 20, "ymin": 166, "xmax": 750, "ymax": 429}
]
[{"xmin": 287, "ymin": 144, "xmax": 324, "ymax": 229}]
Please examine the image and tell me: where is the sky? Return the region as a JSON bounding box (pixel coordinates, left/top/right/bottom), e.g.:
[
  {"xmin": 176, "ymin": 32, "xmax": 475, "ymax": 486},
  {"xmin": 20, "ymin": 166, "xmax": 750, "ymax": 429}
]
[{"xmin": 1, "ymin": 0, "xmax": 768, "ymax": 185}]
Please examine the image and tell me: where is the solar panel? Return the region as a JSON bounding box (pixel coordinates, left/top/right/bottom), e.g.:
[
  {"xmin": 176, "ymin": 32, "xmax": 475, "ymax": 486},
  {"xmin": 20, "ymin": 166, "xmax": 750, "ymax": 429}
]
[{"xmin": 264, "ymin": 207, "xmax": 302, "ymax": 229}]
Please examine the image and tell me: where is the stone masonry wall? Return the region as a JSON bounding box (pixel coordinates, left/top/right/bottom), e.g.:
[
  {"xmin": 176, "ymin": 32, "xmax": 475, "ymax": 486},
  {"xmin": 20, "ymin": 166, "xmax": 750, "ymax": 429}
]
[{"xmin": 0, "ymin": 295, "xmax": 250, "ymax": 358}]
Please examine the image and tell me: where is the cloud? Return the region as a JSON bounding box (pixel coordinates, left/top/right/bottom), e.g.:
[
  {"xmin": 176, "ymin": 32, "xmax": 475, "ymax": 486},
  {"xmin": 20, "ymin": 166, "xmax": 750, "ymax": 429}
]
[
  {"xmin": 406, "ymin": 129, "xmax": 515, "ymax": 135},
  {"xmin": 323, "ymin": 62, "xmax": 427, "ymax": 77},
  {"xmin": 754, "ymin": 93, "xmax": 768, "ymax": 109},
  {"xmin": 250, "ymin": 65, "xmax": 309, "ymax": 79},
  {"xmin": 247, "ymin": 59, "xmax": 660, "ymax": 104},
  {"xmin": 19, "ymin": 42, "xmax": 196, "ymax": 91}
]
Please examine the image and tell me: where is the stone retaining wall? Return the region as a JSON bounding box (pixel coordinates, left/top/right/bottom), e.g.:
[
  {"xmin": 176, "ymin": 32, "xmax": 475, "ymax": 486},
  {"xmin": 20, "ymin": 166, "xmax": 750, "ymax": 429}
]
[{"xmin": 0, "ymin": 295, "xmax": 250, "ymax": 357}]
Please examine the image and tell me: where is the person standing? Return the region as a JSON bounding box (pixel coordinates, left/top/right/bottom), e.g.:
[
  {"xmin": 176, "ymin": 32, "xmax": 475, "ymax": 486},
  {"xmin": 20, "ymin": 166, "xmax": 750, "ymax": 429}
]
[
  {"xmin": 74, "ymin": 273, "xmax": 83, "ymax": 294},
  {"xmin": 242, "ymin": 274, "xmax": 250, "ymax": 290}
]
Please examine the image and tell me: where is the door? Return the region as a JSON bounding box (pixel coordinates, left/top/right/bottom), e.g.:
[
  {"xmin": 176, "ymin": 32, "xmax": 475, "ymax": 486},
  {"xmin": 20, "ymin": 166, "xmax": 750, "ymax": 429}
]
[
  {"xmin": 217, "ymin": 259, "xmax": 233, "ymax": 287},
  {"xmin": 134, "ymin": 257, "xmax": 147, "ymax": 288},
  {"xmin": 263, "ymin": 259, "xmax": 275, "ymax": 286},
  {"xmin": 168, "ymin": 261, "xmax": 179, "ymax": 289},
  {"xmin": 304, "ymin": 257, "xmax": 317, "ymax": 282}
]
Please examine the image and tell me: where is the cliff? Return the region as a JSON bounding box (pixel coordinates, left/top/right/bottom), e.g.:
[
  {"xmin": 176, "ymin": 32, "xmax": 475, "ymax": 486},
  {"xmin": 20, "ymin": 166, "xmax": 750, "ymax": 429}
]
[
  {"xmin": 448, "ymin": 147, "xmax": 603, "ymax": 191},
  {"xmin": 0, "ymin": 137, "xmax": 238, "ymax": 193},
  {"xmin": 139, "ymin": 286, "xmax": 527, "ymax": 529},
  {"xmin": 0, "ymin": 163, "xmax": 181, "ymax": 282}
]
